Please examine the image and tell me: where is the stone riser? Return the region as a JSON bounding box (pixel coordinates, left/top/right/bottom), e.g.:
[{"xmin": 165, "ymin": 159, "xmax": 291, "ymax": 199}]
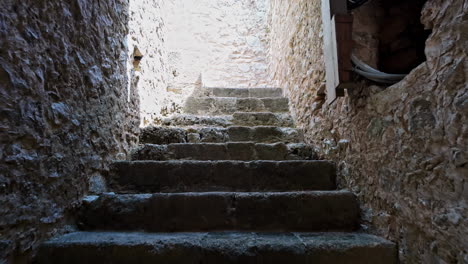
[
  {"xmin": 198, "ymin": 87, "xmax": 284, "ymax": 98},
  {"xmin": 183, "ymin": 97, "xmax": 289, "ymax": 115},
  {"xmin": 108, "ymin": 160, "xmax": 336, "ymax": 193},
  {"xmin": 78, "ymin": 191, "xmax": 359, "ymax": 232},
  {"xmin": 131, "ymin": 143, "xmax": 317, "ymax": 161},
  {"xmin": 162, "ymin": 112, "xmax": 295, "ymax": 127},
  {"xmin": 140, "ymin": 126, "xmax": 303, "ymax": 144},
  {"xmin": 37, "ymin": 232, "xmax": 397, "ymax": 264}
]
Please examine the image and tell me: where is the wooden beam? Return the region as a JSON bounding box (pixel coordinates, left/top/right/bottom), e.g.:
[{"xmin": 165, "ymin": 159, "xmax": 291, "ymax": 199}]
[
  {"xmin": 321, "ymin": 0, "xmax": 353, "ymax": 104},
  {"xmin": 321, "ymin": 0, "xmax": 338, "ymax": 103},
  {"xmin": 334, "ymin": 14, "xmax": 353, "ymax": 97}
]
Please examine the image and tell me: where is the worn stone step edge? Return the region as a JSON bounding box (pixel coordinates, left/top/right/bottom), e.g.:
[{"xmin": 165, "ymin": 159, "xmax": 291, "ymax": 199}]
[
  {"xmin": 184, "ymin": 97, "xmax": 289, "ymax": 115},
  {"xmin": 36, "ymin": 231, "xmax": 397, "ymax": 264},
  {"xmin": 108, "ymin": 160, "xmax": 336, "ymax": 193},
  {"xmin": 78, "ymin": 191, "xmax": 358, "ymax": 232},
  {"xmin": 140, "ymin": 126, "xmax": 304, "ymax": 144},
  {"xmin": 131, "ymin": 143, "xmax": 317, "ymax": 161},
  {"xmin": 198, "ymin": 87, "xmax": 284, "ymax": 98},
  {"xmin": 161, "ymin": 112, "xmax": 295, "ymax": 128}
]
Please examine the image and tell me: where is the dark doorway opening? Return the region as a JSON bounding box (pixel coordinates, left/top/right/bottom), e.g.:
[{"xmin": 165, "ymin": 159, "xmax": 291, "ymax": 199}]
[{"xmin": 378, "ymin": 0, "xmax": 431, "ymax": 74}]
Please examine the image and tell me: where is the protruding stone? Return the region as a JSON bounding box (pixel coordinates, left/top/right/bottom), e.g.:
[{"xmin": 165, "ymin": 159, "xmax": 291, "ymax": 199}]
[
  {"xmin": 108, "ymin": 160, "xmax": 336, "ymax": 193},
  {"xmin": 78, "ymin": 191, "xmax": 359, "ymax": 232}
]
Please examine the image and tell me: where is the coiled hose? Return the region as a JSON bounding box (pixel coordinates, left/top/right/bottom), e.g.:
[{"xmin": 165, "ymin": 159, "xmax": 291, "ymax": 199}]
[
  {"xmin": 351, "ymin": 54, "xmax": 407, "ymax": 84},
  {"xmin": 347, "ymin": 0, "xmax": 369, "ymax": 10}
]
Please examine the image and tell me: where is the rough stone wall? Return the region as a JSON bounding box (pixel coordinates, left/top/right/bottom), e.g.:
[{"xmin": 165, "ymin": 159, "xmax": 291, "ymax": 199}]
[
  {"xmin": 0, "ymin": 0, "xmax": 138, "ymax": 261},
  {"xmin": 131, "ymin": 0, "xmax": 273, "ymax": 124},
  {"xmin": 268, "ymin": 0, "xmax": 467, "ymax": 263},
  {"xmin": 128, "ymin": 0, "xmax": 169, "ymax": 126},
  {"xmin": 268, "ymin": 0, "xmax": 325, "ymax": 124},
  {"xmin": 164, "ymin": 0, "xmax": 272, "ymax": 90}
]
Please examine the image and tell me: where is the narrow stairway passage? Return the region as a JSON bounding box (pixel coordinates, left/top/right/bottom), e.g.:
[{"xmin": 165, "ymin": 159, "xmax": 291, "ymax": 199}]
[{"xmin": 36, "ymin": 87, "xmax": 397, "ymax": 264}]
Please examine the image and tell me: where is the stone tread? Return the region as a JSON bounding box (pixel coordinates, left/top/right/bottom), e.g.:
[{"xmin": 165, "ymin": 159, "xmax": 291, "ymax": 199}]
[
  {"xmin": 108, "ymin": 160, "xmax": 336, "ymax": 193},
  {"xmin": 78, "ymin": 191, "xmax": 359, "ymax": 232},
  {"xmin": 199, "ymin": 87, "xmax": 283, "ymax": 98},
  {"xmin": 161, "ymin": 112, "xmax": 295, "ymax": 127},
  {"xmin": 184, "ymin": 97, "xmax": 289, "ymax": 115},
  {"xmin": 36, "ymin": 231, "xmax": 397, "ymax": 264},
  {"xmin": 140, "ymin": 126, "xmax": 303, "ymax": 144},
  {"xmin": 131, "ymin": 143, "xmax": 317, "ymax": 161}
]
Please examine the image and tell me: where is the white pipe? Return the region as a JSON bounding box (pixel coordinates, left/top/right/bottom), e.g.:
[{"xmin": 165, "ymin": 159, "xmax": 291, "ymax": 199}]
[{"xmin": 351, "ymin": 53, "xmax": 407, "ymax": 84}]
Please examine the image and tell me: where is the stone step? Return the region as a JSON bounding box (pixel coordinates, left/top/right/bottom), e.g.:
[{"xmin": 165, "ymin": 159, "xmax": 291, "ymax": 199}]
[
  {"xmin": 232, "ymin": 112, "xmax": 294, "ymax": 127},
  {"xmin": 131, "ymin": 143, "xmax": 317, "ymax": 161},
  {"xmin": 107, "ymin": 160, "xmax": 336, "ymax": 193},
  {"xmin": 140, "ymin": 126, "xmax": 303, "ymax": 144},
  {"xmin": 77, "ymin": 191, "xmax": 358, "ymax": 232},
  {"xmin": 199, "ymin": 87, "xmax": 283, "ymax": 98},
  {"xmin": 184, "ymin": 97, "xmax": 289, "ymax": 115},
  {"xmin": 162, "ymin": 112, "xmax": 295, "ymax": 127},
  {"xmin": 37, "ymin": 231, "xmax": 397, "ymax": 264}
]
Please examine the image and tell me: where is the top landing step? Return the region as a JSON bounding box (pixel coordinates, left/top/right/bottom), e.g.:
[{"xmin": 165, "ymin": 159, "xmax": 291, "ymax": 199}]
[{"xmin": 199, "ymin": 87, "xmax": 283, "ymax": 98}]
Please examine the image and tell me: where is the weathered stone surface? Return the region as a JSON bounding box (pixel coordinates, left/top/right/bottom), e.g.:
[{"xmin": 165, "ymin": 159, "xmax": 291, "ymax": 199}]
[
  {"xmin": 162, "ymin": 115, "xmax": 234, "ymax": 127},
  {"xmin": 0, "ymin": 240, "xmax": 12, "ymax": 260},
  {"xmin": 268, "ymin": 0, "xmax": 325, "ymax": 119},
  {"xmin": 232, "ymin": 112, "xmax": 295, "ymax": 127},
  {"xmin": 131, "ymin": 143, "xmax": 317, "ymax": 161},
  {"xmin": 162, "ymin": 112, "xmax": 295, "ymax": 127},
  {"xmin": 184, "ymin": 97, "xmax": 289, "ymax": 115},
  {"xmin": 268, "ymin": 0, "xmax": 468, "ymax": 262},
  {"xmin": 3, "ymin": 0, "xmax": 404, "ymax": 262},
  {"xmin": 198, "ymin": 88, "xmax": 283, "ymax": 98},
  {"xmin": 128, "ymin": 0, "xmax": 169, "ymax": 126},
  {"xmin": 36, "ymin": 231, "xmax": 397, "ymax": 264},
  {"xmin": 78, "ymin": 191, "xmax": 359, "ymax": 232},
  {"xmin": 140, "ymin": 126, "xmax": 187, "ymax": 144},
  {"xmin": 0, "ymin": 0, "xmax": 138, "ymax": 260},
  {"xmin": 140, "ymin": 126, "xmax": 303, "ymax": 144},
  {"xmin": 138, "ymin": 0, "xmax": 274, "ymax": 123},
  {"xmin": 164, "ymin": 0, "xmax": 272, "ymax": 89},
  {"xmin": 108, "ymin": 160, "xmax": 336, "ymax": 193}
]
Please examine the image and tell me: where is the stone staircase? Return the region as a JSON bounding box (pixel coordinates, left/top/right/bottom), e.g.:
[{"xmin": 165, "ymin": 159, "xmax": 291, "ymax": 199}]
[{"xmin": 35, "ymin": 87, "xmax": 397, "ymax": 263}]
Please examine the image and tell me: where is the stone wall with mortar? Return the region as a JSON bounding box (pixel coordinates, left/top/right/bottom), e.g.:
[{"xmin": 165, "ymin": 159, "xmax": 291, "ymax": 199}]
[
  {"xmin": 130, "ymin": 0, "xmax": 273, "ymax": 125},
  {"xmin": 268, "ymin": 0, "xmax": 467, "ymax": 263},
  {"xmin": 164, "ymin": 0, "xmax": 272, "ymax": 92},
  {"xmin": 128, "ymin": 0, "xmax": 169, "ymax": 126},
  {"xmin": 0, "ymin": 0, "xmax": 139, "ymax": 262},
  {"xmin": 268, "ymin": 0, "xmax": 325, "ymax": 124}
]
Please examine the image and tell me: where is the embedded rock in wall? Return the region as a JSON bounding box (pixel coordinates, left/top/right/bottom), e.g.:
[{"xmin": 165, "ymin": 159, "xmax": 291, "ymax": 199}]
[
  {"xmin": 268, "ymin": 0, "xmax": 467, "ymax": 263},
  {"xmin": 0, "ymin": 0, "xmax": 138, "ymax": 261}
]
